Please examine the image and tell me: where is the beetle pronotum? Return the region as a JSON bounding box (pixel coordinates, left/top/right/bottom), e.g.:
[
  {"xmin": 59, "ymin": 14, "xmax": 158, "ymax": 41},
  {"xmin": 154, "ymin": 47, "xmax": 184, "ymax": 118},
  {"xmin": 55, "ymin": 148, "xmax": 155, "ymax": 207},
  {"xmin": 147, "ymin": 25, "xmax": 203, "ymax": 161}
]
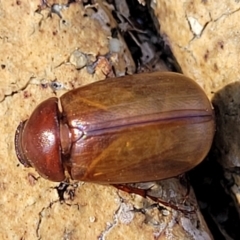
[{"xmin": 15, "ymin": 72, "xmax": 215, "ymax": 184}]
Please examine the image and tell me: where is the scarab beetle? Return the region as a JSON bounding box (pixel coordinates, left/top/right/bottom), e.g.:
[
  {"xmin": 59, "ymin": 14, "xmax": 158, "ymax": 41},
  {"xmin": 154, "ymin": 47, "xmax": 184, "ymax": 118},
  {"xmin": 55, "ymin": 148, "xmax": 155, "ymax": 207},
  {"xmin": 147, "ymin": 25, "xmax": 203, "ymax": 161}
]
[{"xmin": 15, "ymin": 72, "xmax": 215, "ymax": 183}]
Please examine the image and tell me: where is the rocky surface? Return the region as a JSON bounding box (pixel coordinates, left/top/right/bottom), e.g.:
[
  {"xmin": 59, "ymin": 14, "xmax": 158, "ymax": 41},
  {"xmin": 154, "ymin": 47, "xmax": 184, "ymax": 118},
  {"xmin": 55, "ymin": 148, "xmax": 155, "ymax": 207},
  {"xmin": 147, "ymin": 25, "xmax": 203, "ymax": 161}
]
[{"xmin": 0, "ymin": 1, "xmax": 216, "ymax": 239}]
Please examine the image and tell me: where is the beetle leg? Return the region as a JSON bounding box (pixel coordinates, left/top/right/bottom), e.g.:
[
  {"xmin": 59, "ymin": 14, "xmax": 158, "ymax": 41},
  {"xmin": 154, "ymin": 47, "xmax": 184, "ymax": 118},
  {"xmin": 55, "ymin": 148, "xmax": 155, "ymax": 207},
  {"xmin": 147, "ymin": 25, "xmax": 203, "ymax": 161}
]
[
  {"xmin": 113, "ymin": 184, "xmax": 197, "ymax": 214},
  {"xmin": 177, "ymin": 174, "xmax": 191, "ymax": 204},
  {"xmin": 113, "ymin": 184, "xmax": 148, "ymax": 198}
]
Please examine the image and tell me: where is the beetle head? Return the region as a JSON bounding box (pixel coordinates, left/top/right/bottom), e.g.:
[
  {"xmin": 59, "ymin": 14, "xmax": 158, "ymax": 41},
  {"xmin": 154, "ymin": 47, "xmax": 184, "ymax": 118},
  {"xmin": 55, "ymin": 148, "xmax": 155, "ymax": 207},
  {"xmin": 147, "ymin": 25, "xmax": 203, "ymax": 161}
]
[{"xmin": 15, "ymin": 97, "xmax": 65, "ymax": 182}]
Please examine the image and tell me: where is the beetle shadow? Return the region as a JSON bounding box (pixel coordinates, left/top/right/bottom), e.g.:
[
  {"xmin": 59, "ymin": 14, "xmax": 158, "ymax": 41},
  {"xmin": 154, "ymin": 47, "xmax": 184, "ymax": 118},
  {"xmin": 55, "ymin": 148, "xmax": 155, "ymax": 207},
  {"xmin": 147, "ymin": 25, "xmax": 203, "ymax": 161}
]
[
  {"xmin": 212, "ymin": 81, "xmax": 240, "ymax": 171},
  {"xmin": 189, "ymin": 81, "xmax": 240, "ymax": 240}
]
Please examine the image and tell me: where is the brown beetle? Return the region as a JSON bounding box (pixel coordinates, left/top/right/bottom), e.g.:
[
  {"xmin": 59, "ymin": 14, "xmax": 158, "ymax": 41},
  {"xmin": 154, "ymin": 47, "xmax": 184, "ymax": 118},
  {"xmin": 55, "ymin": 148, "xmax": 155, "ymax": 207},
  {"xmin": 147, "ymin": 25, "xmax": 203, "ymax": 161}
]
[{"xmin": 15, "ymin": 72, "xmax": 215, "ymax": 183}]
